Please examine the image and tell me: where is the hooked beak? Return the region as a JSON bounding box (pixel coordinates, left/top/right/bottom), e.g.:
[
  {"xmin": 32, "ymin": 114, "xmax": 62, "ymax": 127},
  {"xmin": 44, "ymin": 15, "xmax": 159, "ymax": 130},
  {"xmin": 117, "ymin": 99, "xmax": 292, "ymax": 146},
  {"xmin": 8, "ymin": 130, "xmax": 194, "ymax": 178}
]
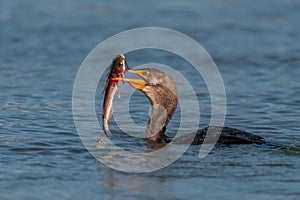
[
  {"xmin": 127, "ymin": 69, "xmax": 148, "ymax": 81},
  {"xmin": 112, "ymin": 69, "xmax": 148, "ymax": 91}
]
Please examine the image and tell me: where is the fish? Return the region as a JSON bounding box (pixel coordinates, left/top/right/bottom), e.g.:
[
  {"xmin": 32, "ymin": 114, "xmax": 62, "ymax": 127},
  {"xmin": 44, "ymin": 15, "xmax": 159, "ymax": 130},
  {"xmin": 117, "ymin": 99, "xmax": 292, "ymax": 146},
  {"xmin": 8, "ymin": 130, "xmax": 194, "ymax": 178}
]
[{"xmin": 102, "ymin": 54, "xmax": 128, "ymax": 137}]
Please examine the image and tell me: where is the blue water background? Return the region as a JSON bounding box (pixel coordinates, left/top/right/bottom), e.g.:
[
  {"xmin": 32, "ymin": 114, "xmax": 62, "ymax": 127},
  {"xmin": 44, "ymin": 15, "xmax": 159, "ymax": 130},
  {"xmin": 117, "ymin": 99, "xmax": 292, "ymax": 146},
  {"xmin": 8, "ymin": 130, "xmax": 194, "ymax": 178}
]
[{"xmin": 1, "ymin": 0, "xmax": 300, "ymax": 199}]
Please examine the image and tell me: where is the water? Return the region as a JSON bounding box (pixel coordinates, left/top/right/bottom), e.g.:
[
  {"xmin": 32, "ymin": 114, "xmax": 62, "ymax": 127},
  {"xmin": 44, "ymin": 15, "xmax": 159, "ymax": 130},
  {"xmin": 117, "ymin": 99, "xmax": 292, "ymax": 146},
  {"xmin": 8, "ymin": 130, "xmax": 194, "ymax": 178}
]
[{"xmin": 1, "ymin": 0, "xmax": 300, "ymax": 199}]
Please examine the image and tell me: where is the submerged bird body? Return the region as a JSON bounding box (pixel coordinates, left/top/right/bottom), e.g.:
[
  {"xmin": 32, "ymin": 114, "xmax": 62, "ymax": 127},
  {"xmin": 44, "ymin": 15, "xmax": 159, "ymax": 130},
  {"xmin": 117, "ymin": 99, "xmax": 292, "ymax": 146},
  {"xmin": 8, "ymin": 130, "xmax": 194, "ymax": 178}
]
[
  {"xmin": 116, "ymin": 68, "xmax": 265, "ymax": 145},
  {"xmin": 174, "ymin": 126, "xmax": 265, "ymax": 145}
]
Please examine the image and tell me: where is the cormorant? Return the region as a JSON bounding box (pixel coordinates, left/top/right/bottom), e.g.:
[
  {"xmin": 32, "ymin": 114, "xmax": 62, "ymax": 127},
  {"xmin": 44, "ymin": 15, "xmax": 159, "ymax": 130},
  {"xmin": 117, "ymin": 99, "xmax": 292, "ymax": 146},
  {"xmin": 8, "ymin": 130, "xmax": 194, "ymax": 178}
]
[{"xmin": 114, "ymin": 68, "xmax": 265, "ymax": 145}]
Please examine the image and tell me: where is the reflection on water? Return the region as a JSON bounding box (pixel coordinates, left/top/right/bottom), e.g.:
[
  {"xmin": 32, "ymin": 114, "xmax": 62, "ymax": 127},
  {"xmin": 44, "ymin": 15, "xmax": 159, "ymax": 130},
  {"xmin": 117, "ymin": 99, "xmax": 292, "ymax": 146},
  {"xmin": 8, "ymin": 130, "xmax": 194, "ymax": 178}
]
[
  {"xmin": 101, "ymin": 171, "xmax": 172, "ymax": 199},
  {"xmin": 1, "ymin": 0, "xmax": 300, "ymax": 199}
]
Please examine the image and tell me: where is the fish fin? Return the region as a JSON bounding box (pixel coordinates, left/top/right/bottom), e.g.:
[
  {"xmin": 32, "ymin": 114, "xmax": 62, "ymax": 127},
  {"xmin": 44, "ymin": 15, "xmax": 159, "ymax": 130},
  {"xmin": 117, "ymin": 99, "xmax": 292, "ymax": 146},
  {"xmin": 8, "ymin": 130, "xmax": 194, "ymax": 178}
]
[
  {"xmin": 116, "ymin": 87, "xmax": 121, "ymax": 98},
  {"xmin": 121, "ymin": 74, "xmax": 125, "ymax": 85}
]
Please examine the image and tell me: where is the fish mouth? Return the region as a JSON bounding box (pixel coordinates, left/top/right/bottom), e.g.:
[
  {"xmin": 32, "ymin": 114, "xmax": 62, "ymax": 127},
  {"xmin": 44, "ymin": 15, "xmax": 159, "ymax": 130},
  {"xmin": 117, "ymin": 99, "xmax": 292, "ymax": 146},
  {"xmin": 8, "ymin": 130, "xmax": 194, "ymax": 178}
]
[{"xmin": 112, "ymin": 69, "xmax": 148, "ymax": 91}]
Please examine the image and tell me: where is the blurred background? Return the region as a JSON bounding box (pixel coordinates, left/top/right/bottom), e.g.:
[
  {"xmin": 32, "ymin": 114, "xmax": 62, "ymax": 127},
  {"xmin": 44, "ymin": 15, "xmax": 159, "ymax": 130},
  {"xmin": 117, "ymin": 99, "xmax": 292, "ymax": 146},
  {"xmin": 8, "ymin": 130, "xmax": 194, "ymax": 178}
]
[{"xmin": 1, "ymin": 0, "xmax": 300, "ymax": 199}]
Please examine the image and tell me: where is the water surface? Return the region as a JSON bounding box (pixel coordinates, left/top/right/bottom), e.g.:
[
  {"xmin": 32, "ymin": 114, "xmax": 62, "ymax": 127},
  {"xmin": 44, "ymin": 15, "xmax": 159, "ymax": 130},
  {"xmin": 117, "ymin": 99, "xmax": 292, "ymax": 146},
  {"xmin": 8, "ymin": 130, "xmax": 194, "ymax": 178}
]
[{"xmin": 1, "ymin": 0, "xmax": 300, "ymax": 199}]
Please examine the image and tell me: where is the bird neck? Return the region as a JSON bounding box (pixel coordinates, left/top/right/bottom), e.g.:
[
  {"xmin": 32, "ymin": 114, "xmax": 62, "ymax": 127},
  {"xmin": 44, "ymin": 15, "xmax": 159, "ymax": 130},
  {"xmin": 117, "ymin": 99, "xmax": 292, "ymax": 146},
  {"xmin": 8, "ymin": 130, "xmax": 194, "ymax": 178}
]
[{"xmin": 143, "ymin": 85, "xmax": 178, "ymax": 142}]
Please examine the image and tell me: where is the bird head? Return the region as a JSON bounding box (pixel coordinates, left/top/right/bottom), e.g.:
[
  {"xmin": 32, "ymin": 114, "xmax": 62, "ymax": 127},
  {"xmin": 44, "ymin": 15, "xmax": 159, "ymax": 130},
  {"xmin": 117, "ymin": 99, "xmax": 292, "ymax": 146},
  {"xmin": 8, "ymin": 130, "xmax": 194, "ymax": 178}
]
[{"xmin": 113, "ymin": 68, "xmax": 178, "ymax": 142}]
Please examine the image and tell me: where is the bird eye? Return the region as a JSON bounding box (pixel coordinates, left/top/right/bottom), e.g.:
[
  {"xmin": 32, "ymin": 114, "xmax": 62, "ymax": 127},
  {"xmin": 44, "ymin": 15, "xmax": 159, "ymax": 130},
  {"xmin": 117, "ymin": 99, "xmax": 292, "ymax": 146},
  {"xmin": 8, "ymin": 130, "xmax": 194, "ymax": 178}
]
[{"xmin": 143, "ymin": 71, "xmax": 148, "ymax": 76}]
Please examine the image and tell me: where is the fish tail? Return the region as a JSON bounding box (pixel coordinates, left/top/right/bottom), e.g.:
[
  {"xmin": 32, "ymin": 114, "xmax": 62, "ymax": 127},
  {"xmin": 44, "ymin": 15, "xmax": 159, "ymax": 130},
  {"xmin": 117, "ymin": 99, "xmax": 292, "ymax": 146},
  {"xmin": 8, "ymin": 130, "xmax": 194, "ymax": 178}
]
[
  {"xmin": 102, "ymin": 118, "xmax": 112, "ymax": 138},
  {"xmin": 116, "ymin": 87, "xmax": 121, "ymax": 98}
]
